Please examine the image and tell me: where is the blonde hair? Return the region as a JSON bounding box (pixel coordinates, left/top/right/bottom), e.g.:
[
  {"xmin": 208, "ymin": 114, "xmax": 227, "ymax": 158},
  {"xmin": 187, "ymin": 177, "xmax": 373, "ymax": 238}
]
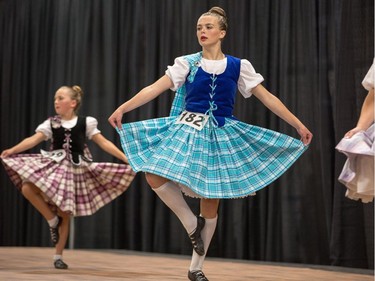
[
  {"xmin": 60, "ymin": 85, "xmax": 84, "ymax": 113},
  {"xmin": 201, "ymin": 6, "xmax": 228, "ymax": 31}
]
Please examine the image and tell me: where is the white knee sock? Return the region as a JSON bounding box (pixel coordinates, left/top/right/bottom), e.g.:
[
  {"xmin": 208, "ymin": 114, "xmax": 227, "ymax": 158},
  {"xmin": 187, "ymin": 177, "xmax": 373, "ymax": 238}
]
[
  {"xmin": 153, "ymin": 181, "xmax": 197, "ymax": 234},
  {"xmin": 189, "ymin": 215, "xmax": 218, "ymax": 271}
]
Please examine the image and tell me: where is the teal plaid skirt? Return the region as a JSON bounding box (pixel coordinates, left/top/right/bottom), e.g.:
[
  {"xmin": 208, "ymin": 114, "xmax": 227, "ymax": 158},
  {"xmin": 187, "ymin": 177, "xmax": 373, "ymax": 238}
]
[{"xmin": 117, "ymin": 116, "xmax": 307, "ymax": 198}]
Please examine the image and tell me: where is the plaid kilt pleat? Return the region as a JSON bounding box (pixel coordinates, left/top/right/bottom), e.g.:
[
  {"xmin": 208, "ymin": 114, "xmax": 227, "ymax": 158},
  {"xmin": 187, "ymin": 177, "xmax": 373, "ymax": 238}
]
[
  {"xmin": 335, "ymin": 124, "xmax": 374, "ymax": 203},
  {"xmin": 1, "ymin": 154, "xmax": 135, "ymax": 216},
  {"xmin": 118, "ymin": 117, "xmax": 308, "ymax": 199}
]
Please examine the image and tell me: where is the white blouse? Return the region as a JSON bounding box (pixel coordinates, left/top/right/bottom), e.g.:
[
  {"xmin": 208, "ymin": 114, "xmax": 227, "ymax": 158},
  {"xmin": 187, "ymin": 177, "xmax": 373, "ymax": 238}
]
[
  {"xmin": 165, "ymin": 56, "xmax": 264, "ymax": 98},
  {"xmin": 362, "ymin": 58, "xmax": 375, "ymax": 91},
  {"xmin": 36, "ymin": 116, "xmax": 101, "ymax": 140}
]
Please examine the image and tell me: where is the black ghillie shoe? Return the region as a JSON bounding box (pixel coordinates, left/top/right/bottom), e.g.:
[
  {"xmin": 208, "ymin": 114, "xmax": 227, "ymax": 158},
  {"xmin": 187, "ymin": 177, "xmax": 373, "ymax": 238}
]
[
  {"xmin": 49, "ymin": 216, "xmax": 62, "ymax": 245},
  {"xmin": 188, "ymin": 270, "xmax": 209, "ymax": 281},
  {"xmin": 54, "ymin": 259, "xmax": 68, "ymax": 269},
  {"xmin": 189, "ymin": 216, "xmax": 205, "ymax": 256}
]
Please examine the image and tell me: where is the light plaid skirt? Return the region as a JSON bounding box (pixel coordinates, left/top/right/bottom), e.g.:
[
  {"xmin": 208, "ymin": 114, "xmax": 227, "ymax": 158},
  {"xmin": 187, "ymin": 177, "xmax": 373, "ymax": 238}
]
[
  {"xmin": 1, "ymin": 153, "xmax": 135, "ymax": 216},
  {"xmin": 336, "ymin": 124, "xmax": 374, "ymax": 203},
  {"xmin": 118, "ymin": 116, "xmax": 308, "ymax": 199}
]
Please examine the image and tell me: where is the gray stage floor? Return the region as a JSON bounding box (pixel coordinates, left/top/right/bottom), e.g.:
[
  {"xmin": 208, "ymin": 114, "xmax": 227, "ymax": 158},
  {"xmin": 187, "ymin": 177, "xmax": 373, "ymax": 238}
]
[{"xmin": 0, "ymin": 247, "xmax": 373, "ymax": 280}]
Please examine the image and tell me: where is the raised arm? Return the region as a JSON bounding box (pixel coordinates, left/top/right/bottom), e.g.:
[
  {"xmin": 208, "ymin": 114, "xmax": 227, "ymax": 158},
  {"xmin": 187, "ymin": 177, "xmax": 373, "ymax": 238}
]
[
  {"xmin": 108, "ymin": 75, "xmax": 174, "ymax": 129},
  {"xmin": 1, "ymin": 132, "xmax": 46, "ymax": 158},
  {"xmin": 252, "ymin": 84, "xmax": 313, "ymax": 145}
]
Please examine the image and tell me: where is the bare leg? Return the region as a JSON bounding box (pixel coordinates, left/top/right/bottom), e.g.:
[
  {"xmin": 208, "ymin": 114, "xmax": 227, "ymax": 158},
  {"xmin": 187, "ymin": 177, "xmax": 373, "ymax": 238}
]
[
  {"xmin": 53, "ymin": 208, "xmax": 70, "ymax": 269},
  {"xmin": 22, "ymin": 182, "xmax": 61, "ymax": 245},
  {"xmin": 145, "ymin": 173, "xmax": 169, "ymax": 189},
  {"xmin": 21, "ymin": 182, "xmax": 56, "ymax": 221},
  {"xmin": 200, "ymin": 198, "xmax": 220, "ymax": 219},
  {"xmin": 55, "ymin": 209, "xmax": 70, "ymax": 255}
]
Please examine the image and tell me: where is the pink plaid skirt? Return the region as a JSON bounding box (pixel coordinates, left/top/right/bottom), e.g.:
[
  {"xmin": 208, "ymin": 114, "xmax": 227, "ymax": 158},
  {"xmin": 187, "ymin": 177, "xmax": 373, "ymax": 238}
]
[{"xmin": 1, "ymin": 152, "xmax": 136, "ymax": 216}]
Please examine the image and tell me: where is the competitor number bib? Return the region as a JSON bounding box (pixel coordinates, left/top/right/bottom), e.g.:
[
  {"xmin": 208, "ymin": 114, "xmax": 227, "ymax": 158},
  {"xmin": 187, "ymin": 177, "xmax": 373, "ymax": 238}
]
[
  {"xmin": 40, "ymin": 149, "xmax": 66, "ymax": 162},
  {"xmin": 176, "ymin": 111, "xmax": 209, "ymax": 131}
]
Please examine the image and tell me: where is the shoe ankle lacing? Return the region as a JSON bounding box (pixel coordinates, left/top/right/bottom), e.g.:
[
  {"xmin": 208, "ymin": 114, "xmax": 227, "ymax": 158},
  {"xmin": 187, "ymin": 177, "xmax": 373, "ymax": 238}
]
[
  {"xmin": 49, "ymin": 226, "xmax": 58, "ymax": 243},
  {"xmin": 49, "ymin": 217, "xmax": 61, "ymax": 244},
  {"xmin": 189, "ymin": 216, "xmax": 205, "ymax": 255}
]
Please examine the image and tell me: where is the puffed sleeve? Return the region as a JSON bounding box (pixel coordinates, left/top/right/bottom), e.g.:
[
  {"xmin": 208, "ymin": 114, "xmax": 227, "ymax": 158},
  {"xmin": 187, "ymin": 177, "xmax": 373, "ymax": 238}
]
[
  {"xmin": 362, "ymin": 58, "xmax": 375, "ymax": 91},
  {"xmin": 165, "ymin": 56, "xmax": 190, "ymax": 91},
  {"xmin": 35, "ymin": 119, "xmax": 52, "ymax": 140},
  {"xmin": 86, "ymin": 116, "xmax": 101, "ymax": 139},
  {"xmin": 238, "ymin": 59, "xmax": 264, "ymax": 98}
]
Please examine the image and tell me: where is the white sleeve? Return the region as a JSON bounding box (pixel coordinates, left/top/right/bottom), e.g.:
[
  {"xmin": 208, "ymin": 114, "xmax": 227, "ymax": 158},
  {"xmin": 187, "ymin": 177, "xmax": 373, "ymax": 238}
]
[
  {"xmin": 165, "ymin": 56, "xmax": 190, "ymax": 91},
  {"xmin": 35, "ymin": 119, "xmax": 52, "ymax": 140},
  {"xmin": 362, "ymin": 58, "xmax": 375, "ymax": 91},
  {"xmin": 86, "ymin": 116, "xmax": 101, "ymax": 139},
  {"xmin": 238, "ymin": 59, "xmax": 264, "ymax": 98}
]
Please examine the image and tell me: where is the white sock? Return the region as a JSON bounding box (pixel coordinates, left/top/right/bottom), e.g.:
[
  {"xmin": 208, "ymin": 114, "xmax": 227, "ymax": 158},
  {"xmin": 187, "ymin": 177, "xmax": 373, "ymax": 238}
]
[
  {"xmin": 48, "ymin": 216, "xmax": 58, "ymax": 228},
  {"xmin": 153, "ymin": 181, "xmax": 197, "ymax": 234},
  {"xmin": 53, "ymin": 254, "xmax": 62, "ymax": 261},
  {"xmin": 189, "ymin": 215, "xmax": 218, "ymax": 271}
]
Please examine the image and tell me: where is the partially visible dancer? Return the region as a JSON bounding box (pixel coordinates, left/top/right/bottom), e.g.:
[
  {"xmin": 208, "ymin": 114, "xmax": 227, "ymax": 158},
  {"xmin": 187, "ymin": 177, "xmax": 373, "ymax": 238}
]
[
  {"xmin": 336, "ymin": 59, "xmax": 374, "ymax": 203},
  {"xmin": 1, "ymin": 85, "xmax": 135, "ymax": 269},
  {"xmin": 109, "ymin": 7, "xmax": 312, "ymax": 280}
]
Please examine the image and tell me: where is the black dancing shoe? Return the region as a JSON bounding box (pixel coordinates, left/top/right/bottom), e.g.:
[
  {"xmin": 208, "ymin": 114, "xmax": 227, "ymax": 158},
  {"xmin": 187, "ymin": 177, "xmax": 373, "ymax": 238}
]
[
  {"xmin": 49, "ymin": 216, "xmax": 62, "ymax": 245},
  {"xmin": 54, "ymin": 259, "xmax": 68, "ymax": 269},
  {"xmin": 188, "ymin": 270, "xmax": 209, "ymax": 281},
  {"xmin": 189, "ymin": 216, "xmax": 205, "ymax": 256}
]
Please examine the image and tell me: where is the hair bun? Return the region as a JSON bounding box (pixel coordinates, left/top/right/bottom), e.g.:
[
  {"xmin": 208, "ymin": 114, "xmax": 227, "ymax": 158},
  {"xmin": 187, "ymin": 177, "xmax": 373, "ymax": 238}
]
[
  {"xmin": 72, "ymin": 85, "xmax": 84, "ymax": 97},
  {"xmin": 209, "ymin": 7, "xmax": 226, "ymax": 19}
]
